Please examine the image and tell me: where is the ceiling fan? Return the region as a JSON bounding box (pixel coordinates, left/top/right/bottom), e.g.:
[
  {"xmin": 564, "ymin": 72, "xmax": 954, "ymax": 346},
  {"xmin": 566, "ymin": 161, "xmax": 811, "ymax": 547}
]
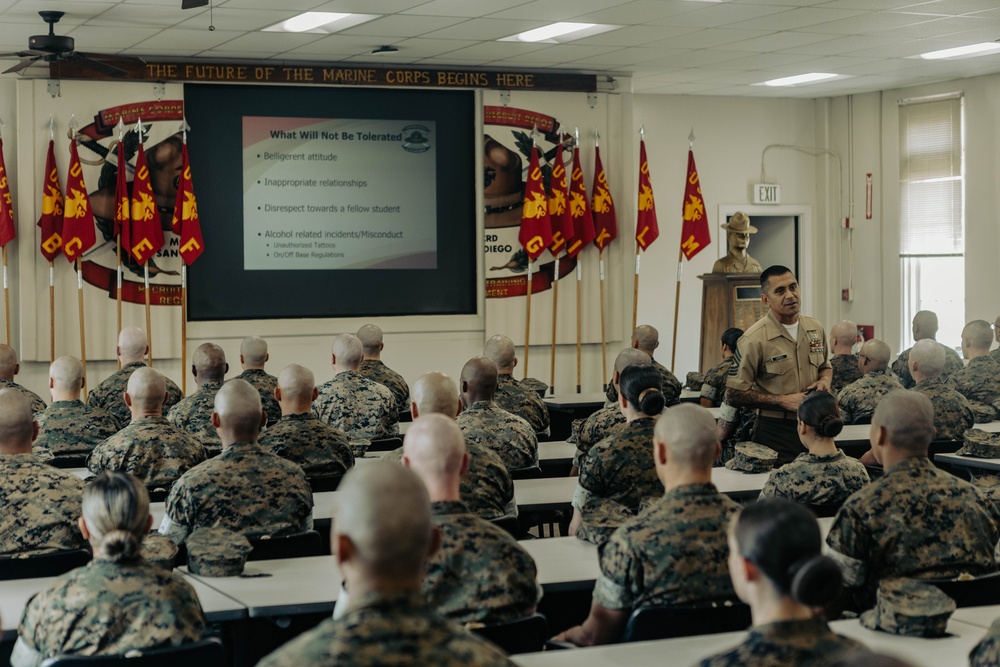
[{"xmin": 0, "ymin": 11, "xmax": 145, "ymax": 77}]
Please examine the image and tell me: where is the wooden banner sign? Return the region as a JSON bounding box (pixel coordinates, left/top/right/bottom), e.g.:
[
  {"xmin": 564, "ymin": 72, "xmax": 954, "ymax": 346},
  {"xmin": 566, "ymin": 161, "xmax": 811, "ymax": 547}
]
[{"xmin": 50, "ymin": 60, "xmax": 598, "ymax": 92}]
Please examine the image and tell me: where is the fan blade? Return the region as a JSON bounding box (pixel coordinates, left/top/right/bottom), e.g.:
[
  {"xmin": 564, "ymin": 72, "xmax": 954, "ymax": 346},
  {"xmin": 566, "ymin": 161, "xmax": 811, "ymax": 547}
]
[
  {"xmin": 3, "ymin": 57, "xmax": 42, "ymax": 75},
  {"xmin": 182, "ymin": 0, "xmax": 209, "ymax": 9},
  {"xmin": 71, "ymin": 55, "xmax": 129, "ymax": 78},
  {"xmin": 76, "ymin": 51, "xmax": 145, "ymax": 65},
  {"xmin": 0, "ymin": 49, "xmax": 47, "ymax": 58}
]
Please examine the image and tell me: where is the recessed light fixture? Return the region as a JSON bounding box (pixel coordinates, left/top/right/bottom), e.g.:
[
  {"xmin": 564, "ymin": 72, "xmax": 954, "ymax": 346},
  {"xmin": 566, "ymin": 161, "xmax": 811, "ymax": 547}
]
[
  {"xmin": 920, "ymin": 42, "xmax": 1000, "ymax": 60},
  {"xmin": 499, "ymin": 22, "xmax": 620, "ymax": 43},
  {"xmin": 759, "ymin": 72, "xmax": 839, "ymax": 87},
  {"xmin": 263, "ymin": 12, "xmax": 379, "ymax": 34},
  {"xmin": 370, "ymin": 45, "xmax": 398, "ymax": 55}
]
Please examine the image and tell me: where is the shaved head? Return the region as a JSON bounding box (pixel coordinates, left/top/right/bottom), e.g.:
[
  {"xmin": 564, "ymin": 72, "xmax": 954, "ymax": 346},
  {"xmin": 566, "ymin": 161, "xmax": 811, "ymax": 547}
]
[
  {"xmin": 277, "ymin": 364, "xmax": 315, "ymax": 403},
  {"xmin": 403, "ymin": 414, "xmax": 467, "ymax": 486},
  {"xmin": 118, "ymin": 327, "xmax": 147, "ymax": 363},
  {"xmin": 411, "ymin": 372, "xmax": 460, "ymax": 418},
  {"xmin": 484, "ymin": 335, "xmax": 516, "ymax": 372},
  {"xmin": 0, "ymin": 344, "xmax": 18, "ymax": 378},
  {"xmin": 873, "ymin": 390, "xmax": 934, "ymax": 454},
  {"xmin": 356, "ymin": 324, "xmax": 384, "ymax": 356},
  {"xmin": 615, "ymin": 348, "xmax": 651, "ymax": 374},
  {"xmin": 913, "ymin": 310, "xmax": 939, "ymax": 340},
  {"xmin": 214, "ymin": 379, "xmax": 262, "ymax": 441},
  {"xmin": 127, "ymin": 367, "xmax": 167, "ymax": 412},
  {"xmin": 859, "ymin": 339, "xmax": 891, "ymax": 369},
  {"xmin": 632, "ymin": 325, "xmax": 659, "ymax": 355},
  {"xmin": 336, "ymin": 462, "xmax": 433, "ymax": 583},
  {"xmin": 963, "ymin": 320, "xmax": 993, "ymax": 352},
  {"xmin": 655, "ymin": 403, "xmax": 719, "ymax": 470},
  {"xmin": 49, "ymin": 356, "xmax": 84, "ymax": 392},
  {"xmin": 0, "ymin": 389, "xmax": 34, "ymax": 453},
  {"xmin": 332, "ymin": 334, "xmax": 363, "ymax": 371},
  {"xmin": 830, "ymin": 320, "xmax": 858, "ymax": 353},
  {"xmin": 910, "ymin": 339, "xmax": 945, "ymax": 378},
  {"xmin": 193, "ymin": 343, "xmax": 227, "ymax": 384},
  {"xmin": 460, "ymin": 357, "xmax": 498, "ymax": 405},
  {"xmin": 240, "ymin": 336, "xmax": 268, "ymax": 367}
]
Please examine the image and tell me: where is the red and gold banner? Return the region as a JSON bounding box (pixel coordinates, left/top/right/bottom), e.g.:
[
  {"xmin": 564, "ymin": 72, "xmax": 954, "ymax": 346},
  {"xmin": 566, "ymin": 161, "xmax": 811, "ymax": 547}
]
[
  {"xmin": 128, "ymin": 143, "xmax": 164, "ymax": 264},
  {"xmin": 680, "ymin": 149, "xmax": 711, "ymax": 260},
  {"xmin": 635, "ymin": 139, "xmax": 659, "ymax": 250},
  {"xmin": 518, "ymin": 146, "xmax": 552, "ymax": 260},
  {"xmin": 172, "ymin": 143, "xmax": 204, "ymax": 265},
  {"xmin": 590, "ymin": 146, "xmax": 617, "ymax": 252},
  {"xmin": 113, "ymin": 140, "xmax": 130, "ymax": 241},
  {"xmin": 566, "ymin": 146, "xmax": 595, "ymax": 259},
  {"xmin": 37, "ymin": 141, "xmax": 64, "ymax": 261},
  {"xmin": 0, "ymin": 139, "xmax": 14, "ymax": 247},
  {"xmin": 78, "ymin": 100, "xmax": 185, "ymax": 141},
  {"xmin": 547, "ymin": 142, "xmax": 573, "ymax": 255},
  {"xmin": 62, "ymin": 141, "xmax": 96, "ymax": 262}
]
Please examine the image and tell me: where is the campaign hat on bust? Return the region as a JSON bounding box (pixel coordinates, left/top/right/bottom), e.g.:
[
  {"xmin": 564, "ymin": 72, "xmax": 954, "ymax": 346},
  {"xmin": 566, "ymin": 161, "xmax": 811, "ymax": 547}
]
[{"xmin": 721, "ymin": 211, "xmax": 758, "ymax": 234}]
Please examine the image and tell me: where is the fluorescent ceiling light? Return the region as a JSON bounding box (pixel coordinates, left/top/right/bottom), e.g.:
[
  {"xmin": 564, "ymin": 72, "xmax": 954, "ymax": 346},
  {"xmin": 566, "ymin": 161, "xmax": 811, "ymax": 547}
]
[
  {"xmin": 282, "ymin": 12, "xmax": 350, "ymax": 32},
  {"xmin": 516, "ymin": 22, "xmax": 596, "ymax": 42},
  {"xmin": 759, "ymin": 72, "xmax": 838, "ymax": 87},
  {"xmin": 920, "ymin": 43, "xmax": 1000, "ymax": 60}
]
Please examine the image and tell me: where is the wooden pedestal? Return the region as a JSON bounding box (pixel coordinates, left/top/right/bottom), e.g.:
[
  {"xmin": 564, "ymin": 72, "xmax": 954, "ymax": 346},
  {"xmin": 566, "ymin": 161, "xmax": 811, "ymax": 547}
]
[{"xmin": 698, "ymin": 273, "xmax": 767, "ymax": 373}]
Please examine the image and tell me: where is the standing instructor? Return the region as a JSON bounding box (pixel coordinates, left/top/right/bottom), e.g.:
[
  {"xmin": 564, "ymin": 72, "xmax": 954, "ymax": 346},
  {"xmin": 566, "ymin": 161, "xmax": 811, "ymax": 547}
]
[{"xmin": 724, "ymin": 265, "xmax": 832, "ymax": 466}]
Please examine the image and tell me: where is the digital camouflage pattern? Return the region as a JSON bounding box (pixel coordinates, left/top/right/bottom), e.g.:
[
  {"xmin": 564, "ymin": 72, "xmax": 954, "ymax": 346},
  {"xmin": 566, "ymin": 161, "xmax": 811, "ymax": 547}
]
[
  {"xmin": 593, "ymin": 483, "xmax": 739, "ymax": 611},
  {"xmin": 456, "ymin": 400, "xmax": 538, "ymax": 470},
  {"xmin": 956, "ymin": 429, "xmax": 1000, "ymax": 458},
  {"xmin": 948, "ymin": 355, "xmax": 1000, "ymax": 407},
  {"xmin": 696, "ymin": 618, "xmax": 869, "ymax": 667},
  {"xmin": 992, "ymin": 347, "xmax": 1000, "ymax": 365},
  {"xmin": 494, "ymin": 373, "xmax": 550, "ymax": 433},
  {"xmin": 836, "ymin": 369, "xmax": 903, "ymax": 424},
  {"xmin": 826, "ymin": 456, "xmax": 1000, "ymax": 607},
  {"xmin": 167, "ymin": 382, "xmax": 223, "ymax": 456},
  {"xmin": 970, "ymin": 617, "xmax": 1000, "ymax": 667},
  {"xmin": 185, "ymin": 526, "xmax": 252, "ymax": 577},
  {"xmin": 606, "ymin": 358, "xmax": 682, "ymax": 406},
  {"xmin": 859, "ymin": 578, "xmax": 955, "ymax": 638},
  {"xmin": 570, "ymin": 404, "xmax": 626, "ymax": 468},
  {"xmin": 0, "ymin": 453, "xmax": 85, "ymax": 555},
  {"xmin": 162, "ymin": 440, "xmax": 313, "ymax": 542},
  {"xmin": 357, "ymin": 359, "xmax": 409, "ymax": 417},
  {"xmin": 892, "ymin": 343, "xmax": 964, "ymax": 388},
  {"xmin": 258, "ymin": 412, "xmax": 354, "ymax": 477},
  {"xmin": 0, "ymin": 378, "xmax": 47, "ymax": 414},
  {"xmin": 699, "ymin": 358, "xmax": 732, "ymax": 405},
  {"xmin": 425, "ymin": 500, "xmax": 541, "ymax": 625},
  {"xmin": 759, "ymin": 451, "xmax": 869, "ymax": 505},
  {"xmin": 85, "ymin": 415, "xmax": 207, "ymax": 491},
  {"xmin": 725, "ymin": 442, "xmax": 777, "ymax": 474},
  {"xmin": 237, "ymin": 368, "xmax": 281, "ymax": 425},
  {"xmin": 830, "ymin": 353, "xmax": 863, "ymax": 396},
  {"xmin": 573, "ymin": 417, "xmax": 663, "ymax": 544},
  {"xmin": 313, "ymin": 370, "xmax": 399, "ymax": 440},
  {"xmin": 16, "ymin": 559, "xmax": 205, "ymax": 662},
  {"xmin": 969, "ymin": 401, "xmax": 998, "ymax": 424},
  {"xmin": 257, "ymin": 590, "xmax": 515, "ymax": 667},
  {"xmin": 32, "ymin": 400, "xmax": 120, "ymax": 461},
  {"xmin": 87, "ymin": 362, "xmax": 182, "ymax": 427},
  {"xmin": 911, "ymin": 377, "xmax": 975, "ymax": 441}
]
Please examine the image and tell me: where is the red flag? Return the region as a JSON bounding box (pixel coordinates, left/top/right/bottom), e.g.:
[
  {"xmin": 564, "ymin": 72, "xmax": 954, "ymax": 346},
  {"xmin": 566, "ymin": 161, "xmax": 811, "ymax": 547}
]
[
  {"xmin": 0, "ymin": 139, "xmax": 14, "ymax": 247},
  {"xmin": 565, "ymin": 146, "xmax": 596, "ymax": 259},
  {"xmin": 62, "ymin": 141, "xmax": 97, "ymax": 263},
  {"xmin": 171, "ymin": 143, "xmax": 204, "ymax": 265},
  {"xmin": 37, "ymin": 141, "xmax": 64, "ymax": 261},
  {"xmin": 518, "ymin": 146, "xmax": 552, "ymax": 260},
  {"xmin": 113, "ymin": 140, "xmax": 130, "ymax": 243},
  {"xmin": 547, "ymin": 142, "xmax": 573, "ymax": 256},
  {"xmin": 128, "ymin": 144, "xmax": 164, "ymax": 265},
  {"xmin": 590, "ymin": 146, "xmax": 617, "ymax": 252},
  {"xmin": 680, "ymin": 149, "xmax": 711, "ymax": 260},
  {"xmin": 635, "ymin": 139, "xmax": 659, "ymax": 250}
]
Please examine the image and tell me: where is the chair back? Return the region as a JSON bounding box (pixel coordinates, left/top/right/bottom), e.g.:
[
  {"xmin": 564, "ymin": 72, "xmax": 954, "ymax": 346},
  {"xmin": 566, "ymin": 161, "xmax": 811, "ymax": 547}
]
[
  {"xmin": 802, "ymin": 502, "xmax": 843, "ymax": 518},
  {"xmin": 48, "ymin": 455, "xmax": 89, "ymax": 469},
  {"xmin": 147, "ymin": 488, "xmax": 170, "ymax": 503},
  {"xmin": 40, "ymin": 638, "xmax": 225, "ymax": 666},
  {"xmin": 308, "ymin": 473, "xmax": 344, "ymax": 493},
  {"xmin": 0, "ymin": 549, "xmax": 91, "ymax": 581},
  {"xmin": 622, "ymin": 598, "xmax": 752, "ymax": 642},
  {"xmin": 926, "ymin": 572, "xmax": 1000, "ymax": 607},
  {"xmin": 247, "ymin": 530, "xmax": 324, "ymax": 561},
  {"xmin": 368, "ymin": 436, "xmax": 403, "ymax": 452},
  {"xmin": 489, "ymin": 515, "xmax": 520, "ymax": 538},
  {"xmin": 509, "ymin": 465, "xmax": 542, "ymax": 480},
  {"xmin": 470, "ymin": 613, "xmax": 548, "ymax": 655}
]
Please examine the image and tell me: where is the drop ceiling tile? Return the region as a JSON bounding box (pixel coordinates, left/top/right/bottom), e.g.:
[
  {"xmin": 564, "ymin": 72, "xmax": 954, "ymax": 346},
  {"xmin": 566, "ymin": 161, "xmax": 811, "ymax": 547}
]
[
  {"xmin": 853, "ymin": 38, "xmax": 971, "ymax": 57},
  {"xmin": 498, "ymin": 43, "xmax": 623, "ymax": 63},
  {"xmin": 310, "ymin": 0, "xmax": 428, "ymax": 12},
  {"xmin": 176, "ymin": 8, "xmax": 302, "ymax": 31},
  {"xmin": 631, "ymin": 67, "xmax": 712, "ymax": 83},
  {"xmin": 202, "ymin": 30, "xmax": 326, "ymax": 51},
  {"xmin": 814, "ymin": 0, "xmax": 925, "ymax": 8},
  {"xmin": 893, "ymin": 0, "xmax": 1000, "ymax": 16},
  {"xmin": 724, "ymin": 30, "xmax": 842, "ymax": 52},
  {"xmin": 730, "ymin": 0, "xmax": 839, "ymax": 6},
  {"xmin": 282, "ymin": 33, "xmax": 402, "ymax": 55},
  {"xmin": 401, "ymin": 0, "xmax": 533, "ymax": 18},
  {"xmin": 711, "ymin": 51, "xmax": 824, "ymax": 70},
  {"xmin": 573, "ymin": 1, "xmax": 707, "ymax": 24},
  {"xmin": 571, "ymin": 25, "xmax": 688, "ymax": 47},
  {"xmin": 6, "ymin": 2, "xmax": 118, "ymax": 25},
  {"xmin": 218, "ymin": 0, "xmax": 328, "ymax": 9},
  {"xmin": 933, "ymin": 26, "xmax": 1000, "ymax": 43},
  {"xmin": 736, "ymin": 7, "xmax": 869, "ymax": 30},
  {"xmin": 419, "ymin": 18, "xmax": 546, "ymax": 41},
  {"xmin": 128, "ymin": 27, "xmax": 244, "ymax": 50},
  {"xmin": 382, "ymin": 37, "xmax": 477, "ymax": 57},
  {"xmin": 63, "ymin": 24, "xmax": 161, "ymax": 49},
  {"xmin": 966, "ymin": 8, "xmax": 1000, "ymax": 20},
  {"xmin": 885, "ymin": 15, "xmax": 998, "ymax": 38},
  {"xmin": 436, "ymin": 40, "xmax": 550, "ymax": 60},
  {"xmin": 488, "ymin": 0, "xmax": 634, "ymax": 21},
  {"xmin": 566, "ymin": 47, "xmax": 679, "ymax": 67},
  {"xmin": 339, "ymin": 14, "xmax": 467, "ymax": 37},
  {"xmin": 801, "ymin": 11, "xmax": 942, "ymax": 34},
  {"xmin": 653, "ymin": 3, "xmax": 797, "ymax": 28},
  {"xmin": 636, "ymin": 47, "xmax": 759, "ymax": 69},
  {"xmin": 777, "ymin": 33, "xmax": 913, "ymax": 55},
  {"xmin": 645, "ymin": 28, "xmax": 770, "ymax": 50}
]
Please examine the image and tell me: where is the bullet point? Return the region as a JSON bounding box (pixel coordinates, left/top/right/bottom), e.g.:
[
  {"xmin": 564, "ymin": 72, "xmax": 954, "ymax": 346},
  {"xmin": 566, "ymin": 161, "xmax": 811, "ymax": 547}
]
[
  {"xmin": 257, "ymin": 233, "xmax": 261, "ymax": 236},
  {"xmin": 257, "ymin": 207, "xmax": 261, "ymax": 210}
]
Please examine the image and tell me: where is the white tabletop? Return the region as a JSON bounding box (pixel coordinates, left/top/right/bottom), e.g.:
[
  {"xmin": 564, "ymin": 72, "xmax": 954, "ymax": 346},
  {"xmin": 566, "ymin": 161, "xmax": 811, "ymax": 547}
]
[
  {"xmin": 952, "ymin": 605, "xmax": 1000, "ymax": 629},
  {"xmin": 520, "ymin": 537, "xmax": 599, "ymax": 593},
  {"xmin": 680, "ymin": 389, "xmax": 700, "ymax": 403},
  {"xmin": 68, "ymin": 467, "xmax": 91, "ymax": 480},
  {"xmin": 709, "ymin": 468, "xmax": 770, "ymax": 499},
  {"xmin": 836, "ymin": 423, "xmax": 872, "ymax": 444},
  {"xmin": 514, "ymin": 477, "xmax": 576, "ymax": 512},
  {"xmin": 936, "ymin": 452, "xmax": 1000, "ymax": 471},
  {"xmin": 544, "ymin": 393, "xmax": 608, "ymax": 410},
  {"xmin": 539, "ymin": 440, "xmax": 576, "ymax": 464}
]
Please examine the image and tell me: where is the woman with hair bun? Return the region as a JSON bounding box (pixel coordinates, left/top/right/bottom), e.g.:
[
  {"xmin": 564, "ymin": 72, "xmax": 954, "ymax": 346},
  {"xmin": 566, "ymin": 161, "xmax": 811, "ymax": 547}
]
[
  {"xmin": 569, "ymin": 364, "xmax": 667, "ymax": 545},
  {"xmin": 759, "ymin": 391, "xmax": 869, "ymax": 506},
  {"xmin": 697, "ymin": 499, "xmax": 870, "ymax": 666},
  {"xmin": 12, "ymin": 473, "xmax": 205, "ymax": 667}
]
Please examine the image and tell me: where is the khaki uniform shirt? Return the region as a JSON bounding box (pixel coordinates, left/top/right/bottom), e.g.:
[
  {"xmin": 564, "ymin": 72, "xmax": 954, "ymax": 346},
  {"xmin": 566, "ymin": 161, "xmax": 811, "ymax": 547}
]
[
  {"xmin": 696, "ymin": 618, "xmax": 868, "ymax": 667},
  {"xmin": 88, "ymin": 361, "xmax": 182, "ymax": 427},
  {"xmin": 0, "ymin": 453, "xmax": 86, "ymax": 555},
  {"xmin": 167, "ymin": 382, "xmax": 224, "ymax": 456},
  {"xmin": 33, "ymin": 400, "xmax": 120, "ymax": 460}
]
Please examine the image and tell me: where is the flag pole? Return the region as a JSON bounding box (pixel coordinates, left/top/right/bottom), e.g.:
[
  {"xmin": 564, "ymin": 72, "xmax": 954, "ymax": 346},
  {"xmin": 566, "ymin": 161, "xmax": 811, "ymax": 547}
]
[
  {"xmin": 134, "ymin": 116, "xmax": 154, "ymax": 368},
  {"xmin": 114, "ymin": 119, "xmax": 125, "ymax": 368},
  {"xmin": 2, "ymin": 246, "xmax": 9, "ymax": 345},
  {"xmin": 549, "ymin": 253, "xmax": 559, "ymax": 395},
  {"xmin": 49, "ymin": 261, "xmax": 55, "ymax": 362},
  {"xmin": 76, "ymin": 258, "xmax": 88, "ymax": 400},
  {"xmin": 575, "ymin": 256, "xmax": 583, "ymax": 394},
  {"xmin": 632, "ymin": 125, "xmax": 644, "ymax": 332},
  {"xmin": 180, "ymin": 120, "xmax": 189, "ymax": 395},
  {"xmin": 524, "ymin": 260, "xmax": 533, "ymax": 379},
  {"xmin": 599, "ymin": 250, "xmax": 607, "ymax": 391},
  {"xmin": 670, "ymin": 129, "xmax": 695, "ymax": 372}
]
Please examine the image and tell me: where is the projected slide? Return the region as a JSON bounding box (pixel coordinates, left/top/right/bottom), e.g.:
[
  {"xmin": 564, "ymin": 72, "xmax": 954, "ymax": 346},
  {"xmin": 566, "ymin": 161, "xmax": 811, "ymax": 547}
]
[{"xmin": 242, "ymin": 116, "xmax": 436, "ymax": 270}]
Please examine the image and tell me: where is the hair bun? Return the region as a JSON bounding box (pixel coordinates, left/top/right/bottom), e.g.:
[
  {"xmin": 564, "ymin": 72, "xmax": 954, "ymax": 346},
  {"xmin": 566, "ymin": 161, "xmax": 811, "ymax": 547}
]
[
  {"xmin": 101, "ymin": 529, "xmax": 142, "ymax": 563},
  {"xmin": 818, "ymin": 414, "xmax": 844, "ymax": 438},
  {"xmin": 638, "ymin": 387, "xmax": 666, "ymax": 416},
  {"xmin": 789, "ymin": 555, "xmax": 842, "ymax": 607}
]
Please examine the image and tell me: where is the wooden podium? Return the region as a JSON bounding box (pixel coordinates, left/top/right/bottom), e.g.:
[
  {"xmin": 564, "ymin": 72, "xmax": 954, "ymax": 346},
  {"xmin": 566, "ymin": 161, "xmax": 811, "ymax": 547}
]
[{"xmin": 698, "ymin": 273, "xmax": 768, "ymax": 373}]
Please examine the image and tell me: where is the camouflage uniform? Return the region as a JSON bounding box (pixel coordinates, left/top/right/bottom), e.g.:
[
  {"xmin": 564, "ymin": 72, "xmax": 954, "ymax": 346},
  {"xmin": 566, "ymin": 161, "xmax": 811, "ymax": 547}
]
[
  {"xmin": 15, "ymin": 559, "xmax": 205, "ymax": 665},
  {"xmin": 830, "ymin": 353, "xmax": 863, "ymax": 396},
  {"xmin": 699, "ymin": 358, "xmax": 732, "ymax": 406},
  {"xmin": 358, "ymin": 359, "xmax": 409, "ymax": 416},
  {"xmin": 606, "ymin": 358, "xmax": 682, "ymax": 406},
  {"xmin": 594, "ymin": 483, "xmax": 739, "ymax": 611},
  {"xmin": 970, "ymin": 617, "xmax": 1000, "ymax": 667},
  {"xmin": 573, "ymin": 417, "xmax": 663, "ymax": 544},
  {"xmin": 313, "ymin": 370, "xmax": 398, "ymax": 440},
  {"xmin": 161, "ymin": 440, "xmax": 313, "ymax": 543},
  {"xmin": 256, "ymin": 590, "xmax": 514, "ymax": 667},
  {"xmin": 85, "ymin": 415, "xmax": 207, "ymax": 491},
  {"xmin": 258, "ymin": 412, "xmax": 354, "ymax": 477},
  {"xmin": 425, "ymin": 500, "xmax": 541, "ymax": 625},
  {"xmin": 32, "ymin": 400, "xmax": 120, "ymax": 461},
  {"xmin": 167, "ymin": 382, "xmax": 224, "ymax": 456},
  {"xmin": 237, "ymin": 368, "xmax": 281, "ymax": 425},
  {"xmin": 0, "ymin": 453, "xmax": 85, "ymax": 555},
  {"xmin": 826, "ymin": 456, "xmax": 1000, "ymax": 607},
  {"xmin": 0, "ymin": 378, "xmax": 47, "ymax": 414},
  {"xmin": 948, "ymin": 355, "xmax": 1000, "ymax": 406},
  {"xmin": 571, "ymin": 404, "xmax": 626, "ymax": 468},
  {"xmin": 759, "ymin": 451, "xmax": 870, "ymax": 505},
  {"xmin": 87, "ymin": 362, "xmax": 182, "ymax": 427},
  {"xmin": 696, "ymin": 618, "xmax": 869, "ymax": 667},
  {"xmin": 494, "ymin": 374, "xmax": 549, "ymax": 433},
  {"xmin": 912, "ymin": 377, "xmax": 975, "ymax": 441},
  {"xmin": 892, "ymin": 343, "xmax": 964, "ymax": 388},
  {"xmin": 836, "ymin": 369, "xmax": 902, "ymax": 424},
  {"xmin": 456, "ymin": 400, "xmax": 538, "ymax": 470},
  {"xmin": 992, "ymin": 347, "xmax": 1000, "ymax": 365}
]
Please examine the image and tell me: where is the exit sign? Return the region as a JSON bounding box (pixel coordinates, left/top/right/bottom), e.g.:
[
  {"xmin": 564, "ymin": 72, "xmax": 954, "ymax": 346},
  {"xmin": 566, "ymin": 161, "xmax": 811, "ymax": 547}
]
[{"xmin": 753, "ymin": 183, "xmax": 781, "ymax": 204}]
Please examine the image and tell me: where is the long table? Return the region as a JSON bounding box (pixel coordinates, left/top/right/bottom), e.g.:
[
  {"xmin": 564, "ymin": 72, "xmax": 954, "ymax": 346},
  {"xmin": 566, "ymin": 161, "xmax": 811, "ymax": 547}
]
[{"xmin": 936, "ymin": 452, "xmax": 1000, "ymax": 473}]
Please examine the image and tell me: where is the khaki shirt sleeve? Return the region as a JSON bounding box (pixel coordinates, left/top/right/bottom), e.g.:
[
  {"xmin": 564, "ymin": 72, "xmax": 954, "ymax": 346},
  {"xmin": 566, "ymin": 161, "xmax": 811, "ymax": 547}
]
[{"xmin": 726, "ymin": 334, "xmax": 760, "ymax": 392}]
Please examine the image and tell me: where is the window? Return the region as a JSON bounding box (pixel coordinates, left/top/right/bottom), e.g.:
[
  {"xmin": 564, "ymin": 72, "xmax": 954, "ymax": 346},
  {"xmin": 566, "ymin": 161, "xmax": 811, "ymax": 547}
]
[{"xmin": 898, "ymin": 95, "xmax": 964, "ymax": 352}]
